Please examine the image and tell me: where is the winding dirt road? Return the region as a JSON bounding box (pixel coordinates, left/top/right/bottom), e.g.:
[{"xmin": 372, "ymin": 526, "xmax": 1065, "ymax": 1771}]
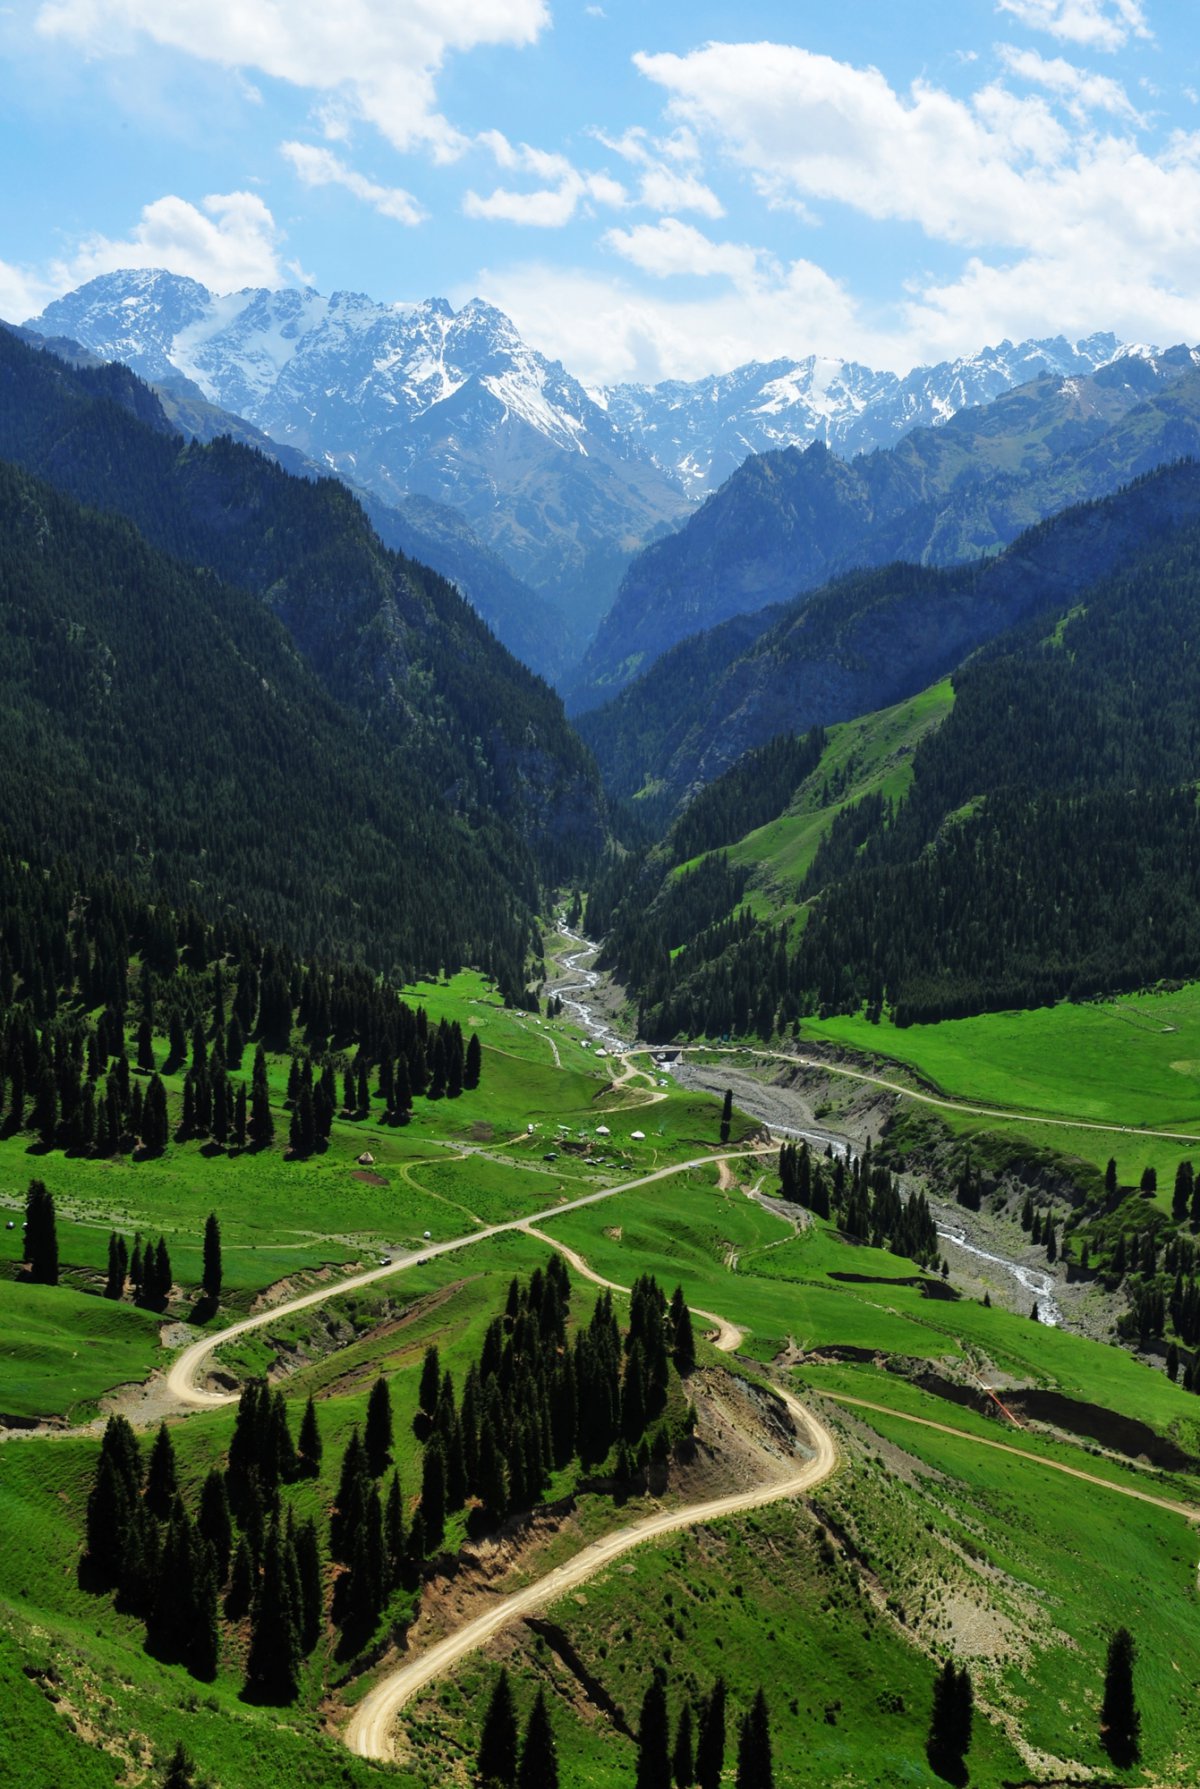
[
  {"xmin": 166, "ymin": 1145, "xmax": 772, "ymax": 1411},
  {"xmin": 343, "ymin": 1302, "xmax": 835, "ymax": 1760}
]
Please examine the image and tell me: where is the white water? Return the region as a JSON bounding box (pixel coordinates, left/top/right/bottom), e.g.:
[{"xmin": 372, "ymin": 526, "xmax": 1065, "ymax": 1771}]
[
  {"xmin": 937, "ymin": 1222, "xmax": 1062, "ymax": 1326},
  {"xmin": 552, "ymin": 927, "xmax": 1063, "ymax": 1324}
]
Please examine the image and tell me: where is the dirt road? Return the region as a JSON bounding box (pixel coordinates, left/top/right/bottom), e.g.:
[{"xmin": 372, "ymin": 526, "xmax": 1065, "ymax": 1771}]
[
  {"xmin": 166, "ymin": 1145, "xmax": 772, "ymax": 1411},
  {"xmin": 662, "ymin": 1046, "xmax": 1200, "ymax": 1147},
  {"xmin": 343, "ymin": 1308, "xmax": 835, "ymax": 1759}
]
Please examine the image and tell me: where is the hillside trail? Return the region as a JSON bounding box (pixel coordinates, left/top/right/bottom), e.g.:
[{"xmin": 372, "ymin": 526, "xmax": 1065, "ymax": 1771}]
[
  {"xmin": 827, "ymin": 1392, "xmax": 1200, "ymax": 1521},
  {"xmin": 343, "ymin": 1286, "xmax": 833, "ymax": 1761}
]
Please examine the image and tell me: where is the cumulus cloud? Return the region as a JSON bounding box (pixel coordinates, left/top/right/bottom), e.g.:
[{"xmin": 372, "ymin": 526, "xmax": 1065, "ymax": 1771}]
[
  {"xmin": 52, "ymin": 191, "xmax": 288, "ymax": 292},
  {"xmin": 604, "ymin": 217, "xmax": 760, "ymax": 284},
  {"xmin": 994, "ymin": 0, "xmax": 1151, "ymax": 51},
  {"xmin": 595, "ymin": 126, "xmax": 724, "ymax": 217},
  {"xmin": 998, "ymin": 44, "xmax": 1144, "ymax": 123},
  {"xmin": 464, "ymin": 134, "xmax": 626, "ymax": 227},
  {"xmin": 465, "ymin": 256, "xmax": 867, "ymax": 387},
  {"xmin": 35, "ymin": 0, "xmax": 548, "ymax": 159},
  {"xmin": 281, "ymin": 142, "xmax": 424, "ymax": 224},
  {"xmin": 626, "ymin": 40, "xmax": 1200, "ymax": 363}
]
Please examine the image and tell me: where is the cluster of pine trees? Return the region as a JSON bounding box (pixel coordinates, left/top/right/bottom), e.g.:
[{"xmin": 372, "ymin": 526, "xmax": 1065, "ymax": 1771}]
[
  {"xmin": 0, "ymin": 855, "xmax": 484, "ymax": 1166},
  {"xmin": 101, "ymin": 1229, "xmax": 174, "ymax": 1309},
  {"xmin": 778, "ymin": 1141, "xmax": 938, "ymax": 1266},
  {"xmin": 328, "ymin": 1256, "xmax": 698, "ymax": 1626},
  {"xmin": 83, "ymin": 1382, "xmax": 324, "ymax": 1697}
]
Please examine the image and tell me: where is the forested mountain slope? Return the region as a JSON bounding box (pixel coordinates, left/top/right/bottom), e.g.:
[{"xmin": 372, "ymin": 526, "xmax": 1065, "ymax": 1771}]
[
  {"xmin": 0, "ymin": 328, "xmax": 602, "ymax": 878},
  {"xmin": 595, "ymin": 461, "xmax": 1200, "ymax": 1038},
  {"xmin": 580, "ymin": 460, "xmax": 1200, "ymax": 807},
  {"xmin": 0, "ymin": 458, "xmax": 533, "ymax": 984},
  {"xmin": 571, "ymin": 348, "xmax": 1200, "ymax": 706}
]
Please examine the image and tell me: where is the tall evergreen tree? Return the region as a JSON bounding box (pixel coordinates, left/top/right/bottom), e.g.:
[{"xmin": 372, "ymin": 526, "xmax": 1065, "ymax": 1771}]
[
  {"xmin": 297, "ymin": 1392, "xmax": 323, "ymax": 1477},
  {"xmin": 735, "ymin": 1691, "xmax": 773, "ymax": 1789},
  {"xmin": 672, "ymin": 1703, "xmax": 695, "ymax": 1789},
  {"xmin": 720, "ymin": 1088, "xmax": 733, "ymax": 1144},
  {"xmin": 246, "ymin": 1515, "xmax": 301, "ymax": 1701},
  {"xmin": 144, "ymin": 1422, "xmax": 179, "ymax": 1520},
  {"xmin": 23, "ymin": 1178, "xmax": 58, "ymax": 1285},
  {"xmin": 669, "ymin": 1285, "xmax": 696, "ymax": 1374},
  {"xmin": 636, "ymin": 1675, "xmax": 672, "ymax": 1789},
  {"xmin": 694, "ymin": 1679, "xmax": 726, "ymax": 1789},
  {"xmin": 477, "ymin": 1667, "xmax": 519, "ymax": 1787},
  {"xmin": 365, "ymin": 1375, "xmax": 393, "ymax": 1477}
]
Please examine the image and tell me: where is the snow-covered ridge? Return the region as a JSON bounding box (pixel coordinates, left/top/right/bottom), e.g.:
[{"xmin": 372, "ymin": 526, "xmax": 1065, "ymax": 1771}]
[{"xmin": 28, "ymin": 270, "xmax": 1178, "ymax": 508}]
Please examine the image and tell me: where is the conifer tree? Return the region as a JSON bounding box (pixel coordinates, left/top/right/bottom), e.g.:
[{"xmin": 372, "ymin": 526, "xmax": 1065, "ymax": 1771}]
[
  {"xmin": 202, "ymin": 1212, "xmax": 222, "ymax": 1301},
  {"xmin": 198, "ymin": 1469, "xmax": 233, "ymax": 1584},
  {"xmin": 477, "ymin": 1666, "xmax": 519, "ymax": 1787},
  {"xmin": 246, "ymin": 1515, "xmax": 300, "ymax": 1701},
  {"xmin": 636, "ymin": 1675, "xmax": 672, "ymax": 1789},
  {"xmin": 144, "ymin": 1422, "xmax": 179, "ymax": 1520},
  {"xmin": 694, "ymin": 1679, "xmax": 726, "ymax": 1789},
  {"xmin": 735, "ymin": 1691, "xmax": 773, "ymax": 1789},
  {"xmin": 23, "ymin": 1179, "xmax": 58, "ymax": 1285},
  {"xmin": 295, "ymin": 1516, "xmax": 322, "ymax": 1654},
  {"xmin": 421, "ymin": 1436, "xmax": 447, "ymax": 1550},
  {"xmin": 384, "ymin": 1470, "xmax": 407, "ymax": 1591},
  {"xmin": 249, "ymin": 1043, "xmax": 274, "ymax": 1146},
  {"xmin": 465, "ymin": 1032, "xmax": 482, "ymax": 1091},
  {"xmin": 669, "ymin": 1285, "xmax": 696, "ymax": 1374},
  {"xmin": 516, "ymin": 1689, "xmax": 559, "ymax": 1789},
  {"xmin": 297, "ymin": 1393, "xmax": 322, "ymax": 1477},
  {"xmin": 365, "ymin": 1375, "xmax": 393, "ymax": 1476},
  {"xmin": 418, "ymin": 1344, "xmax": 441, "ymax": 1425},
  {"xmin": 672, "ymin": 1703, "xmax": 695, "ymax": 1788},
  {"xmin": 161, "ymin": 1742, "xmax": 197, "ymax": 1789},
  {"xmin": 720, "ymin": 1088, "xmax": 733, "ymax": 1144},
  {"xmin": 104, "ymin": 1230, "xmax": 126, "ymax": 1299}
]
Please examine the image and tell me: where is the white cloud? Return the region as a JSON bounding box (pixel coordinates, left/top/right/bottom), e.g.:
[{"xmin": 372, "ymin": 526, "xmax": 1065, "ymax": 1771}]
[
  {"xmin": 35, "ymin": 0, "xmax": 549, "ymax": 159},
  {"xmin": 604, "ymin": 217, "xmax": 761, "ymax": 285},
  {"xmin": 52, "ymin": 191, "xmax": 287, "ymax": 292},
  {"xmin": 281, "ymin": 141, "xmax": 424, "ymax": 224},
  {"xmin": 464, "ymin": 134, "xmax": 626, "ymax": 227},
  {"xmin": 465, "ymin": 256, "xmax": 868, "ymax": 387},
  {"xmin": 998, "ymin": 44, "xmax": 1144, "ymax": 123},
  {"xmin": 994, "ymin": 0, "xmax": 1151, "ymax": 52},
  {"xmin": 0, "ymin": 257, "xmax": 53, "ymax": 324},
  {"xmin": 595, "ymin": 125, "xmax": 724, "ymax": 217}
]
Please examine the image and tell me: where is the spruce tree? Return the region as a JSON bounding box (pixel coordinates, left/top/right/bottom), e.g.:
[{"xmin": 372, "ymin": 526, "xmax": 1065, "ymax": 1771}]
[
  {"xmin": 295, "ymin": 1516, "xmax": 323, "ymax": 1654},
  {"xmin": 144, "ymin": 1422, "xmax": 179, "ymax": 1520},
  {"xmin": 1101, "ymin": 1627, "xmax": 1140, "ymax": 1767},
  {"xmin": 198, "ymin": 1469, "xmax": 233, "ymax": 1584},
  {"xmin": 418, "ymin": 1344, "xmax": 441, "ymax": 1425},
  {"xmin": 636, "ymin": 1674, "xmax": 672, "ymax": 1789},
  {"xmin": 24, "ymin": 1179, "xmax": 58, "ymax": 1285},
  {"xmin": 246, "ymin": 1515, "xmax": 301, "ymax": 1701},
  {"xmin": 669, "ymin": 1285, "xmax": 696, "ymax": 1374},
  {"xmin": 365, "ymin": 1374, "xmax": 393, "ymax": 1476},
  {"xmin": 250, "ymin": 1043, "xmax": 274, "ymax": 1147},
  {"xmin": 161, "ymin": 1742, "xmax": 197, "ymax": 1789},
  {"xmin": 516, "ymin": 1689, "xmax": 559, "ymax": 1789},
  {"xmin": 720, "ymin": 1088, "xmax": 733, "ymax": 1144},
  {"xmin": 421, "ymin": 1436, "xmax": 447, "ymax": 1550},
  {"xmin": 464, "ymin": 1032, "xmax": 482, "ymax": 1090},
  {"xmin": 672, "ymin": 1703, "xmax": 695, "ymax": 1788},
  {"xmin": 694, "ymin": 1679, "xmax": 726, "ymax": 1789},
  {"xmin": 104, "ymin": 1230, "xmax": 126, "ymax": 1299},
  {"xmin": 477, "ymin": 1667, "xmax": 519, "ymax": 1787},
  {"xmin": 297, "ymin": 1393, "xmax": 323, "ymax": 1477},
  {"xmin": 735, "ymin": 1690, "xmax": 773, "ymax": 1789}
]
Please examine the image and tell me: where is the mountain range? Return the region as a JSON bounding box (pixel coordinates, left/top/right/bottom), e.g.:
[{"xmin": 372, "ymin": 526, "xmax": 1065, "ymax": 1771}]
[
  {"xmin": 25, "ymin": 271, "xmax": 1174, "ymax": 679},
  {"xmin": 571, "ymin": 345, "xmax": 1200, "ymax": 709}
]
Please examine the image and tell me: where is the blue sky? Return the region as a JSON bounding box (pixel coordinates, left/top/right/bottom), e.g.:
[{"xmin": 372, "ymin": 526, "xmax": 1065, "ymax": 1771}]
[{"xmin": 3, "ymin": 0, "xmax": 1199, "ymax": 384}]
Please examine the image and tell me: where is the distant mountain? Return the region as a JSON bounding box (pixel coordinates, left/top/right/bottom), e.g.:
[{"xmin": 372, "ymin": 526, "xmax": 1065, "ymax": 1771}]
[
  {"xmin": 603, "ymin": 331, "xmax": 1131, "ymax": 497},
  {"xmin": 579, "ymin": 460, "xmax": 1200, "ymax": 808},
  {"xmin": 31, "ymin": 272, "xmax": 1188, "ymax": 684},
  {"xmin": 151, "ymin": 377, "xmax": 573, "ymax": 680},
  {"xmin": 571, "ymin": 347, "xmax": 1200, "ymax": 707},
  {"xmin": 27, "ymin": 270, "xmax": 689, "ymax": 647},
  {"xmin": 0, "ymin": 326, "xmax": 604, "ymax": 898}
]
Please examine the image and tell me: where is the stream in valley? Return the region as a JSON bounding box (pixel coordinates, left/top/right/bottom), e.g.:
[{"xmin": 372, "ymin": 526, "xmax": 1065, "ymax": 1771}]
[{"xmin": 550, "ymin": 927, "xmax": 1064, "ymax": 1324}]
